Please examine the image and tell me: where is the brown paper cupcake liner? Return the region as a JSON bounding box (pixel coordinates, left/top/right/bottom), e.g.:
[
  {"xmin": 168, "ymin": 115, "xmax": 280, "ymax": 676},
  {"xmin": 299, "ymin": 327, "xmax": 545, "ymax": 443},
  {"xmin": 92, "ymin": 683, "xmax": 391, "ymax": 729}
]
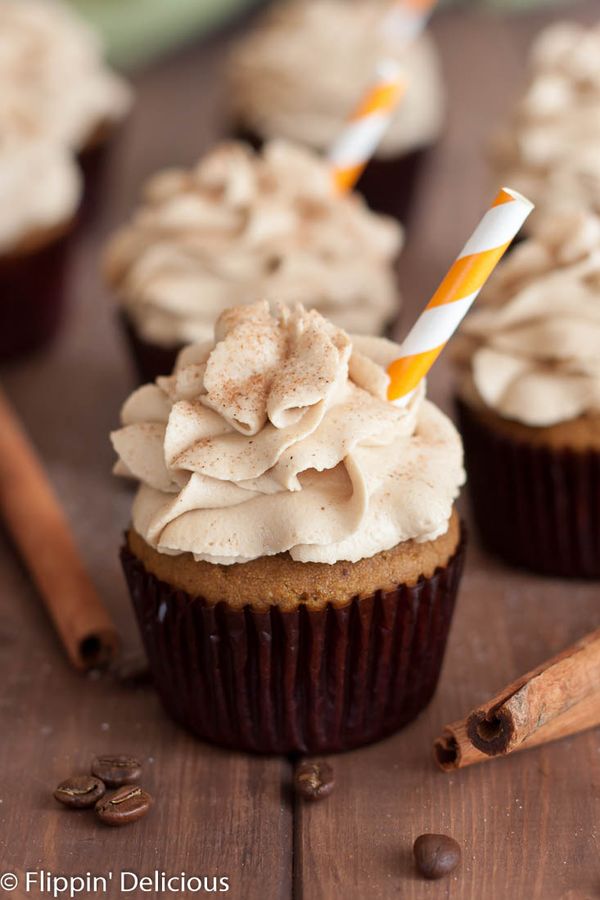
[
  {"xmin": 120, "ymin": 312, "xmax": 182, "ymax": 384},
  {"xmin": 121, "ymin": 530, "xmax": 466, "ymax": 754},
  {"xmin": 457, "ymin": 398, "xmax": 600, "ymax": 579},
  {"xmin": 0, "ymin": 229, "xmax": 73, "ymax": 362},
  {"xmin": 232, "ymin": 125, "xmax": 427, "ymax": 225}
]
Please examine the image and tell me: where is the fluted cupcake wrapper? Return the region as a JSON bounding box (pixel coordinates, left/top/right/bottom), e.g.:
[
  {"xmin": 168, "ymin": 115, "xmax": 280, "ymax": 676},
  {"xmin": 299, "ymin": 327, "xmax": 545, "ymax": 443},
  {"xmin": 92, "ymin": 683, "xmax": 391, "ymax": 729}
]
[
  {"xmin": 120, "ymin": 312, "xmax": 182, "ymax": 385},
  {"xmin": 121, "ymin": 532, "xmax": 466, "ymax": 754},
  {"xmin": 0, "ymin": 229, "xmax": 73, "ymax": 362},
  {"xmin": 457, "ymin": 398, "xmax": 600, "ymax": 579}
]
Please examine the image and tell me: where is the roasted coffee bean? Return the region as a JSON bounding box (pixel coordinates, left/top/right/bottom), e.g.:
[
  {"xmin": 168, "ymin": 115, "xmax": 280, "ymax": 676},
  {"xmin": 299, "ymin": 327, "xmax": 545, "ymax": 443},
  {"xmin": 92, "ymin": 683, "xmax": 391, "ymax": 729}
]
[
  {"xmin": 293, "ymin": 761, "xmax": 335, "ymax": 801},
  {"xmin": 91, "ymin": 754, "xmax": 142, "ymax": 787},
  {"xmin": 413, "ymin": 834, "xmax": 461, "ymax": 880},
  {"xmin": 95, "ymin": 785, "xmax": 153, "ymax": 827},
  {"xmin": 54, "ymin": 775, "xmax": 105, "ymax": 809}
]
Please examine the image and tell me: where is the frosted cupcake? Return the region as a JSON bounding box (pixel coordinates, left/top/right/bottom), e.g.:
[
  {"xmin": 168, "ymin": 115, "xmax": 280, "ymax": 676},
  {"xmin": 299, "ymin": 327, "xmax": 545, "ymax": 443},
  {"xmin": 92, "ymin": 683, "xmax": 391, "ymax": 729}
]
[
  {"xmin": 454, "ymin": 211, "xmax": 600, "ymax": 578},
  {"xmin": 492, "ymin": 22, "xmax": 600, "ymax": 230},
  {"xmin": 0, "ymin": 0, "xmax": 132, "ymax": 215},
  {"xmin": 0, "ymin": 136, "xmax": 81, "ymax": 359},
  {"xmin": 105, "ymin": 140, "xmax": 403, "ymax": 383},
  {"xmin": 227, "ymin": 0, "xmax": 444, "ymax": 222},
  {"xmin": 112, "ymin": 301, "xmax": 466, "ymax": 753}
]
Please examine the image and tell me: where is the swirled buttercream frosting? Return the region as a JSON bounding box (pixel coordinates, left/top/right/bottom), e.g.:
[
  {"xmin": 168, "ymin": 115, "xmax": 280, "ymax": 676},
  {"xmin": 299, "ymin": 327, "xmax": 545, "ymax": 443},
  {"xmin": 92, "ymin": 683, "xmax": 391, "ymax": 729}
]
[
  {"xmin": 0, "ymin": 0, "xmax": 132, "ymax": 152},
  {"xmin": 455, "ymin": 211, "xmax": 600, "ymax": 427},
  {"xmin": 105, "ymin": 140, "xmax": 403, "ymax": 345},
  {"xmin": 227, "ymin": 0, "xmax": 444, "ymax": 157},
  {"xmin": 111, "ymin": 301, "xmax": 464, "ymax": 565},
  {"xmin": 0, "ymin": 135, "xmax": 81, "ymax": 250},
  {"xmin": 492, "ymin": 22, "xmax": 600, "ymax": 224}
]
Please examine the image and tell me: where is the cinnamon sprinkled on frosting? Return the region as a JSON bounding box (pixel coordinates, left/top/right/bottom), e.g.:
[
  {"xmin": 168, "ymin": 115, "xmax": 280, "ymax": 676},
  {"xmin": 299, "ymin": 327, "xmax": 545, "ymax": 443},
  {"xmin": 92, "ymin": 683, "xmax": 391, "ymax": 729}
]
[
  {"xmin": 455, "ymin": 211, "xmax": 600, "ymax": 427},
  {"xmin": 105, "ymin": 141, "xmax": 403, "ymax": 345},
  {"xmin": 112, "ymin": 302, "xmax": 464, "ymax": 565}
]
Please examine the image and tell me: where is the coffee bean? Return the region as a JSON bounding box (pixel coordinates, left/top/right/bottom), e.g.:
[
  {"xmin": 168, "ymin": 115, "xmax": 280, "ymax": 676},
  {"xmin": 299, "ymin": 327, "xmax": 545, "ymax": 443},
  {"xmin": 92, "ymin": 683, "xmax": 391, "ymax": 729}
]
[
  {"xmin": 54, "ymin": 775, "xmax": 105, "ymax": 809},
  {"xmin": 95, "ymin": 785, "xmax": 153, "ymax": 827},
  {"xmin": 91, "ymin": 754, "xmax": 142, "ymax": 787},
  {"xmin": 413, "ymin": 834, "xmax": 461, "ymax": 880},
  {"xmin": 293, "ymin": 761, "xmax": 334, "ymax": 801}
]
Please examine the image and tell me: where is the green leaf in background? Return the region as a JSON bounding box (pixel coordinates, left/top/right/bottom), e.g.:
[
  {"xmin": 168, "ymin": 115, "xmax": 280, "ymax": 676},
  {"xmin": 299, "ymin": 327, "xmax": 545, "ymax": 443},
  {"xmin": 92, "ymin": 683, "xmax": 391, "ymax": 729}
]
[{"xmin": 69, "ymin": 0, "xmax": 264, "ymax": 68}]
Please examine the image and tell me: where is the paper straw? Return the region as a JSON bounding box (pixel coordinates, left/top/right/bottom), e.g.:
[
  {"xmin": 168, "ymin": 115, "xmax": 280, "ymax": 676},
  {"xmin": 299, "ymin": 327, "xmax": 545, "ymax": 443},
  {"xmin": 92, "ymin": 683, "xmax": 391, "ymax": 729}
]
[
  {"xmin": 387, "ymin": 187, "xmax": 534, "ymax": 404},
  {"xmin": 381, "ymin": 0, "xmax": 438, "ymax": 45},
  {"xmin": 329, "ymin": 59, "xmax": 406, "ymax": 194},
  {"xmin": 328, "ymin": 0, "xmax": 439, "ymax": 194}
]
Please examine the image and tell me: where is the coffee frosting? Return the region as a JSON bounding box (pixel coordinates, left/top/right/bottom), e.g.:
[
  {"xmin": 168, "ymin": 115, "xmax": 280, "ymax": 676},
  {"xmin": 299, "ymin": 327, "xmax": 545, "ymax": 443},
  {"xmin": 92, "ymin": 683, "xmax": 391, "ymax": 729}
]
[
  {"xmin": 111, "ymin": 301, "xmax": 464, "ymax": 565},
  {"xmin": 0, "ymin": 135, "xmax": 81, "ymax": 251},
  {"xmin": 227, "ymin": 0, "xmax": 444, "ymax": 158},
  {"xmin": 455, "ymin": 211, "xmax": 600, "ymax": 427},
  {"xmin": 492, "ymin": 22, "xmax": 600, "ymax": 225},
  {"xmin": 105, "ymin": 140, "xmax": 403, "ymax": 345},
  {"xmin": 0, "ymin": 0, "xmax": 132, "ymax": 153}
]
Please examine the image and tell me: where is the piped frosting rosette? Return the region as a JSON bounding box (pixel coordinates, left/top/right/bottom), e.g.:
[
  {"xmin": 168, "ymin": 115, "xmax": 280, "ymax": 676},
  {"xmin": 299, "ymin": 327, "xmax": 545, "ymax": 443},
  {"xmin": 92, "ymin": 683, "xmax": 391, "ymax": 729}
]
[
  {"xmin": 105, "ymin": 141, "xmax": 403, "ymax": 346},
  {"xmin": 112, "ymin": 302, "xmax": 464, "ymax": 565},
  {"xmin": 228, "ymin": 0, "xmax": 444, "ymax": 158},
  {"xmin": 455, "ymin": 211, "xmax": 600, "ymax": 427},
  {"xmin": 0, "ymin": 0, "xmax": 132, "ymax": 153},
  {"xmin": 492, "ymin": 22, "xmax": 600, "ymax": 223}
]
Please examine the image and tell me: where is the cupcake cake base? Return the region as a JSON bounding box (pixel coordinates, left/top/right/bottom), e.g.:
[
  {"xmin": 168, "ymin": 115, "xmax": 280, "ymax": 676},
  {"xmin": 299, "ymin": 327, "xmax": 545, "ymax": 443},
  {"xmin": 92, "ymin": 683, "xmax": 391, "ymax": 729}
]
[
  {"xmin": 457, "ymin": 398, "xmax": 600, "ymax": 579},
  {"xmin": 121, "ymin": 523, "xmax": 466, "ymax": 754},
  {"xmin": 0, "ymin": 224, "xmax": 73, "ymax": 362}
]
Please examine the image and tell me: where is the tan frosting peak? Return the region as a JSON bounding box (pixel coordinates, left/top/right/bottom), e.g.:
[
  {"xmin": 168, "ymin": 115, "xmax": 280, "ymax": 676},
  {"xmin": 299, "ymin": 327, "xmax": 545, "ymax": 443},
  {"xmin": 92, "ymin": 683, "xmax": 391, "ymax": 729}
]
[
  {"xmin": 227, "ymin": 0, "xmax": 444, "ymax": 157},
  {"xmin": 105, "ymin": 140, "xmax": 403, "ymax": 345},
  {"xmin": 492, "ymin": 21, "xmax": 600, "ymax": 225},
  {"xmin": 0, "ymin": 135, "xmax": 81, "ymax": 250},
  {"xmin": 111, "ymin": 301, "xmax": 464, "ymax": 565},
  {"xmin": 456, "ymin": 211, "xmax": 600, "ymax": 427},
  {"xmin": 0, "ymin": 0, "xmax": 132, "ymax": 152}
]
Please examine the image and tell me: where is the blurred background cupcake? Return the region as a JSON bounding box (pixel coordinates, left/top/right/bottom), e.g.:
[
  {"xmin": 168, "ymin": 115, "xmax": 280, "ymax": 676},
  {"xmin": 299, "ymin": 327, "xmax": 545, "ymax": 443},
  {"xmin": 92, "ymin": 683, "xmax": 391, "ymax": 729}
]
[
  {"xmin": 105, "ymin": 140, "xmax": 404, "ymax": 383},
  {"xmin": 113, "ymin": 300, "xmax": 466, "ymax": 753},
  {"xmin": 491, "ymin": 21, "xmax": 600, "ymax": 233},
  {"xmin": 454, "ymin": 211, "xmax": 600, "ymax": 579},
  {"xmin": 226, "ymin": 0, "xmax": 445, "ymax": 223},
  {"xmin": 0, "ymin": 136, "xmax": 81, "ymax": 360},
  {"xmin": 0, "ymin": 0, "xmax": 133, "ymax": 218}
]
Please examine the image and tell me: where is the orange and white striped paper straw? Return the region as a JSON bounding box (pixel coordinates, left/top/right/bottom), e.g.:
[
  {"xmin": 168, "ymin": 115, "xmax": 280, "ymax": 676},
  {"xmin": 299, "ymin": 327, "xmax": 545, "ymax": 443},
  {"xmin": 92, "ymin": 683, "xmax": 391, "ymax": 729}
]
[
  {"xmin": 329, "ymin": 59, "xmax": 406, "ymax": 194},
  {"xmin": 387, "ymin": 187, "xmax": 534, "ymax": 404},
  {"xmin": 328, "ymin": 0, "xmax": 439, "ymax": 193},
  {"xmin": 381, "ymin": 0, "xmax": 438, "ymax": 45}
]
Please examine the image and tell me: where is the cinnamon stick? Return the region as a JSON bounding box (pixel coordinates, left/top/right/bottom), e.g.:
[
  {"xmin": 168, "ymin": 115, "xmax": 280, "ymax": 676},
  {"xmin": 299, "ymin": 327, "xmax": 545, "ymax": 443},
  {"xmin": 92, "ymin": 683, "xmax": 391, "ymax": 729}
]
[
  {"xmin": 0, "ymin": 387, "xmax": 119, "ymax": 670},
  {"xmin": 434, "ymin": 627, "xmax": 600, "ymax": 771}
]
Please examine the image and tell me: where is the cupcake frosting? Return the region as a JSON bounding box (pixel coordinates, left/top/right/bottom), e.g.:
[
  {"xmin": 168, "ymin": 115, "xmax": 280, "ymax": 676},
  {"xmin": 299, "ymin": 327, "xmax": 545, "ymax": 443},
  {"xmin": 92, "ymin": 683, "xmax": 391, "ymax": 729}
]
[
  {"xmin": 0, "ymin": 0, "xmax": 132, "ymax": 153},
  {"xmin": 456, "ymin": 211, "xmax": 600, "ymax": 427},
  {"xmin": 105, "ymin": 141, "xmax": 403, "ymax": 345},
  {"xmin": 492, "ymin": 22, "xmax": 600, "ymax": 223},
  {"xmin": 111, "ymin": 301, "xmax": 464, "ymax": 565},
  {"xmin": 228, "ymin": 0, "xmax": 444, "ymax": 158},
  {"xmin": 0, "ymin": 136, "xmax": 81, "ymax": 251}
]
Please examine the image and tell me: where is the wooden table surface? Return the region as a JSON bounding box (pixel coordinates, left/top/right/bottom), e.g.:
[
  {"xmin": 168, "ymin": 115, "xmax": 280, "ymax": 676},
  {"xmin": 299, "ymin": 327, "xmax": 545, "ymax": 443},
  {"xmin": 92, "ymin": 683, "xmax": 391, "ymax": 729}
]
[{"xmin": 1, "ymin": 4, "xmax": 599, "ymax": 898}]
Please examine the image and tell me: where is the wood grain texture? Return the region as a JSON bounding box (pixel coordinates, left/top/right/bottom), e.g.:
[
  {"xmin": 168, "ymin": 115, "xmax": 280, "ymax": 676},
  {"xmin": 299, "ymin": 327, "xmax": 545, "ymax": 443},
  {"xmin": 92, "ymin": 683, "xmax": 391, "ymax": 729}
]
[{"xmin": 1, "ymin": 3, "xmax": 600, "ymax": 899}]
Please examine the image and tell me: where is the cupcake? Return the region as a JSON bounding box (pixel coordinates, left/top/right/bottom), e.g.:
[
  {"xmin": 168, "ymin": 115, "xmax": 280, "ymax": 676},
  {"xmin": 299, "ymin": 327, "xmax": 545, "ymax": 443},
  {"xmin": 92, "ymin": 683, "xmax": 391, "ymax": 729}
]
[
  {"xmin": 0, "ymin": 136, "xmax": 81, "ymax": 360},
  {"xmin": 491, "ymin": 22, "xmax": 600, "ymax": 231},
  {"xmin": 0, "ymin": 0, "xmax": 133, "ymax": 216},
  {"xmin": 227, "ymin": 0, "xmax": 444, "ymax": 222},
  {"xmin": 454, "ymin": 211, "xmax": 600, "ymax": 578},
  {"xmin": 104, "ymin": 140, "xmax": 404, "ymax": 384},
  {"xmin": 111, "ymin": 301, "xmax": 466, "ymax": 753}
]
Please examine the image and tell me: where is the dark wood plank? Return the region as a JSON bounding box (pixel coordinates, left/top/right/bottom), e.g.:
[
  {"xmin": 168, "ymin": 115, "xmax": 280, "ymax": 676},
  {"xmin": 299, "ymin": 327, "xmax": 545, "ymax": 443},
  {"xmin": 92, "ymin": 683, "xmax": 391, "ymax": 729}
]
[
  {"xmin": 0, "ymin": 18, "xmax": 291, "ymax": 900},
  {"xmin": 298, "ymin": 4, "xmax": 600, "ymax": 899}
]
